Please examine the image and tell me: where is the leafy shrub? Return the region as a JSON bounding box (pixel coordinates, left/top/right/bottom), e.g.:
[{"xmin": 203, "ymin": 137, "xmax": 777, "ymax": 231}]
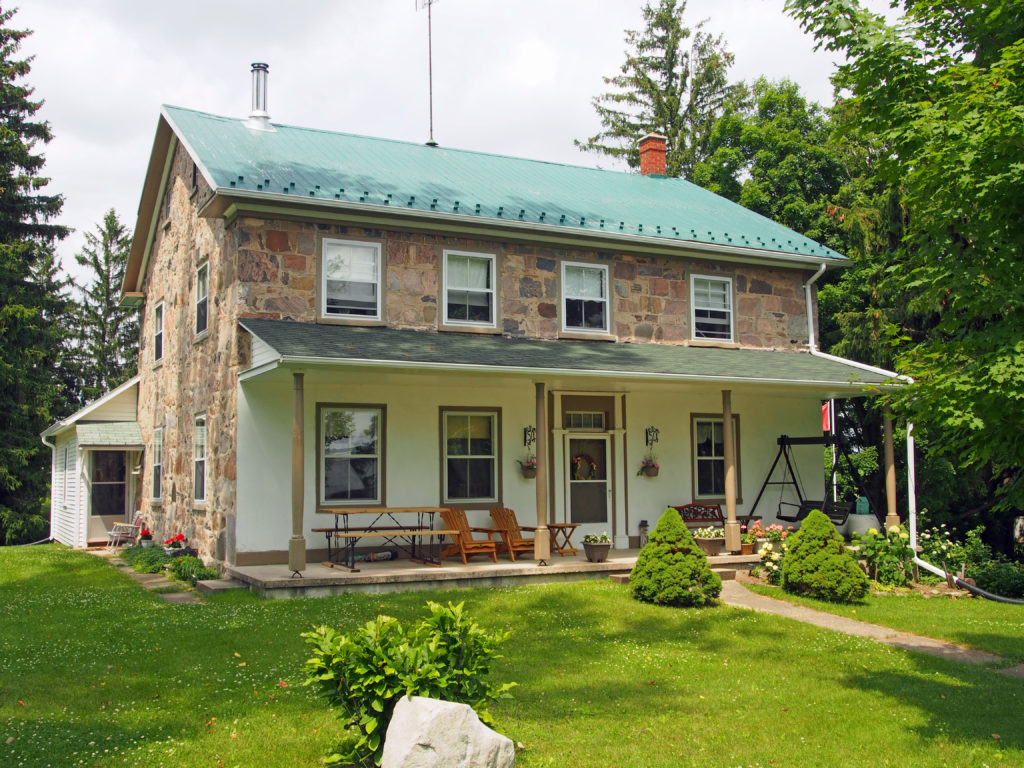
[
  {"xmin": 781, "ymin": 510, "xmax": 868, "ymax": 603},
  {"xmin": 302, "ymin": 601, "xmax": 515, "ymax": 767},
  {"xmin": 969, "ymin": 560, "xmax": 1024, "ymax": 599},
  {"xmin": 120, "ymin": 545, "xmax": 172, "ymax": 573},
  {"xmin": 630, "ymin": 507, "xmax": 722, "ymax": 607},
  {"xmin": 918, "ymin": 522, "xmax": 968, "ymax": 573},
  {"xmin": 855, "ymin": 525, "xmax": 914, "ymax": 586},
  {"xmin": 168, "ymin": 555, "xmax": 219, "ymax": 584}
]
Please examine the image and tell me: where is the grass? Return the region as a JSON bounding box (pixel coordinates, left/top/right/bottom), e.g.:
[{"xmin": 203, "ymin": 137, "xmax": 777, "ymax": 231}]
[
  {"xmin": 744, "ymin": 582, "xmax": 1024, "ymax": 663},
  {"xmin": 0, "ymin": 545, "xmax": 1021, "ymax": 767}
]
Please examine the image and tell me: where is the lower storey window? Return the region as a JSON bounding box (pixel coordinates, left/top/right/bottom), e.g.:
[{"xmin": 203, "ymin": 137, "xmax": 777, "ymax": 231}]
[
  {"xmin": 320, "ymin": 405, "xmax": 383, "ymax": 504},
  {"xmin": 443, "ymin": 410, "xmax": 498, "ymax": 502},
  {"xmin": 692, "ymin": 415, "xmax": 740, "ymax": 499}
]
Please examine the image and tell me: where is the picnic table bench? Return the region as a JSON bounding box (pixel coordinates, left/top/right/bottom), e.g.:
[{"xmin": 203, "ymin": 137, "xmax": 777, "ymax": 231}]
[{"xmin": 315, "ymin": 506, "xmax": 454, "ymax": 572}]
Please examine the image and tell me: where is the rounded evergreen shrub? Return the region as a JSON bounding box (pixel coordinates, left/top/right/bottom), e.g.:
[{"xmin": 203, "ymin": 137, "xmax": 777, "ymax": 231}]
[
  {"xmin": 781, "ymin": 509, "xmax": 868, "ymax": 603},
  {"xmin": 630, "ymin": 507, "xmax": 722, "ymax": 607}
]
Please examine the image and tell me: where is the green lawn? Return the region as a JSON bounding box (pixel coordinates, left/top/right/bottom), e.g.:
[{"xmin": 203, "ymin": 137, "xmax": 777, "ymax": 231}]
[
  {"xmin": 0, "ymin": 546, "xmax": 1021, "ymax": 767},
  {"xmin": 744, "ymin": 582, "xmax": 1024, "ymax": 663}
]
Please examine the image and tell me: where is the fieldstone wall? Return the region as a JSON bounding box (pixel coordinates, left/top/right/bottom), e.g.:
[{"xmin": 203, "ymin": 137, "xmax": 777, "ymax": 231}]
[
  {"xmin": 229, "ymin": 218, "xmax": 815, "ymax": 348},
  {"xmin": 136, "ymin": 142, "xmax": 236, "ymax": 566}
]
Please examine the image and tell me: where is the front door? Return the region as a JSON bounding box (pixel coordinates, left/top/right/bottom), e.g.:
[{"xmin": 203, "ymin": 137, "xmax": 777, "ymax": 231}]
[
  {"xmin": 87, "ymin": 450, "xmax": 129, "ymax": 541},
  {"xmin": 565, "ymin": 435, "xmax": 611, "ymax": 538}
]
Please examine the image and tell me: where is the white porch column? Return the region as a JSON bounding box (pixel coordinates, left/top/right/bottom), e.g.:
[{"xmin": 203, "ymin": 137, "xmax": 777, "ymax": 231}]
[
  {"xmin": 534, "ymin": 382, "xmax": 551, "ymax": 564},
  {"xmin": 883, "ymin": 411, "xmax": 900, "ymax": 530},
  {"xmin": 288, "ymin": 371, "xmax": 307, "ymax": 574},
  {"xmin": 722, "ymin": 389, "xmax": 740, "ymax": 553}
]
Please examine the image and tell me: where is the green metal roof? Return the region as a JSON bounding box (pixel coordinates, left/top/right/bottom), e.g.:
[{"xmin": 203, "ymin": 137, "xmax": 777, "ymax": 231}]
[
  {"xmin": 239, "ymin": 318, "xmax": 888, "ymax": 391},
  {"xmin": 164, "ymin": 105, "xmax": 845, "ymax": 262},
  {"xmin": 76, "ymin": 422, "xmax": 144, "ymax": 448}
]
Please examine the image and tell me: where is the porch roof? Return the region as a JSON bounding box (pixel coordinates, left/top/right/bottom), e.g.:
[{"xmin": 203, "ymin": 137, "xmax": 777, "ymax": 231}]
[
  {"xmin": 239, "ymin": 318, "xmax": 893, "ymax": 392},
  {"xmin": 75, "ymin": 422, "xmax": 144, "ymax": 449}
]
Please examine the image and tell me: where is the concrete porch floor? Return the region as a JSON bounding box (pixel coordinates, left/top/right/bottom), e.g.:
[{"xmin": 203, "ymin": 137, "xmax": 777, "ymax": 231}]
[{"xmin": 225, "ymin": 549, "xmax": 760, "ymax": 599}]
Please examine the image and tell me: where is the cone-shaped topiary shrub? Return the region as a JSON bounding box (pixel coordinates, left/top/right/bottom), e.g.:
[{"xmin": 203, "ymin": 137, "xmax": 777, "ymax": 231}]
[
  {"xmin": 781, "ymin": 509, "xmax": 868, "ymax": 603},
  {"xmin": 630, "ymin": 507, "xmax": 722, "ymax": 607}
]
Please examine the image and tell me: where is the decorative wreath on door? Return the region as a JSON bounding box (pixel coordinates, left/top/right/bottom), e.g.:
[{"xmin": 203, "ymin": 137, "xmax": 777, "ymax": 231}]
[{"xmin": 572, "ymin": 454, "xmax": 598, "ymax": 480}]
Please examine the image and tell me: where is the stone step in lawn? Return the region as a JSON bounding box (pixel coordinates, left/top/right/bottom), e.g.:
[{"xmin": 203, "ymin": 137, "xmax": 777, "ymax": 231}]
[{"xmin": 196, "ymin": 578, "xmax": 248, "ymax": 595}]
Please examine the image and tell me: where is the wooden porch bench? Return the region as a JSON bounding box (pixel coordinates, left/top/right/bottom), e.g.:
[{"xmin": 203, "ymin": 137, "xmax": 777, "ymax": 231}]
[{"xmin": 671, "ymin": 503, "xmax": 761, "ymax": 533}]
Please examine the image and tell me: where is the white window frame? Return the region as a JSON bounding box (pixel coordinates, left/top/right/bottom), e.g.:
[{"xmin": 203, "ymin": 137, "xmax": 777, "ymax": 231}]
[
  {"xmin": 690, "ymin": 274, "xmax": 734, "ymax": 342},
  {"xmin": 152, "ymin": 427, "xmax": 163, "ymax": 501},
  {"xmin": 321, "ymin": 239, "xmax": 383, "ymax": 320},
  {"xmin": 319, "ymin": 405, "xmax": 384, "ymax": 506},
  {"xmin": 153, "ymin": 302, "xmax": 164, "ymax": 362},
  {"xmin": 195, "ymin": 262, "xmax": 209, "ymax": 336},
  {"xmin": 442, "ymin": 250, "xmax": 497, "ymax": 328},
  {"xmin": 442, "ymin": 410, "xmax": 499, "ymax": 504},
  {"xmin": 691, "ymin": 415, "xmax": 740, "ymax": 500},
  {"xmin": 193, "ymin": 414, "xmax": 207, "ymax": 503},
  {"xmin": 561, "ymin": 261, "xmax": 609, "ymax": 334}
]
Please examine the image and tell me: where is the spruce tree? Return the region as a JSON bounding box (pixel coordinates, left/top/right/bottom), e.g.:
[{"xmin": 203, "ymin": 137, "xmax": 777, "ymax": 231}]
[
  {"xmin": 0, "ymin": 7, "xmax": 69, "ymax": 545},
  {"xmin": 576, "ymin": 0, "xmax": 741, "ymax": 179},
  {"xmin": 74, "ymin": 209, "xmax": 138, "ymax": 401}
]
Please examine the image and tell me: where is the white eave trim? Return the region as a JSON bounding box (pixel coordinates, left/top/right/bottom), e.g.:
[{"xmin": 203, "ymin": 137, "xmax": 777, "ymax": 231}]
[{"xmin": 40, "ymin": 376, "xmax": 141, "ymax": 438}]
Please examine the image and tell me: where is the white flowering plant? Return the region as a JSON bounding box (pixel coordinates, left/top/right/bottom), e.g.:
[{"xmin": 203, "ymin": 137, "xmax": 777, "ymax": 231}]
[
  {"xmin": 757, "ymin": 540, "xmax": 787, "ymax": 585},
  {"xmin": 693, "ymin": 526, "xmax": 724, "ymax": 539},
  {"xmin": 854, "ymin": 524, "xmax": 914, "ymax": 586}
]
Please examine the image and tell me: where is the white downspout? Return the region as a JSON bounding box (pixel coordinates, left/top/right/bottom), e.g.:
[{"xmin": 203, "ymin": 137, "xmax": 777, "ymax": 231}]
[{"xmin": 803, "ymin": 263, "xmax": 828, "ymax": 352}]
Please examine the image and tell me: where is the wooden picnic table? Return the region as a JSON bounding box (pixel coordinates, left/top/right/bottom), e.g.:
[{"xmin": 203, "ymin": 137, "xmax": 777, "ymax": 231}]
[{"xmin": 315, "ymin": 507, "xmax": 453, "ymax": 572}]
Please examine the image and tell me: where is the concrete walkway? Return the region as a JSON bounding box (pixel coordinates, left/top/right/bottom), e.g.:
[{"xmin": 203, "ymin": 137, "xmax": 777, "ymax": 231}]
[
  {"xmin": 90, "ymin": 549, "xmax": 204, "ymax": 604},
  {"xmin": 721, "ymin": 581, "xmax": 1024, "ymax": 679}
]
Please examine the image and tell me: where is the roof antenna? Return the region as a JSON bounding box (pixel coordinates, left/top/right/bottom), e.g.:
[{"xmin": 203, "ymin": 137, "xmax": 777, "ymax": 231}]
[{"xmin": 418, "ymin": 0, "xmax": 439, "ymax": 146}]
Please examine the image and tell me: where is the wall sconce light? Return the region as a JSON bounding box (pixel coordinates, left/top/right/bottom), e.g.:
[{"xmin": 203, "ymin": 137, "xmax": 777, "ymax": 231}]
[
  {"xmin": 645, "ymin": 426, "xmax": 660, "ymax": 448},
  {"xmin": 523, "ymin": 426, "xmax": 537, "ymax": 449}
]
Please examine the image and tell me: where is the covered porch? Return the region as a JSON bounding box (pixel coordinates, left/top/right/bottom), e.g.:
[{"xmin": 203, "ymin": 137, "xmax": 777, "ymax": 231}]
[{"xmin": 235, "ymin": 318, "xmax": 898, "ymax": 572}]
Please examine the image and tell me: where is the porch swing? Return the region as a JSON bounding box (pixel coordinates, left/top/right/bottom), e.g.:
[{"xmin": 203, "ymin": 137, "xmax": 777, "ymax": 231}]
[{"xmin": 748, "ymin": 435, "xmax": 882, "ymax": 527}]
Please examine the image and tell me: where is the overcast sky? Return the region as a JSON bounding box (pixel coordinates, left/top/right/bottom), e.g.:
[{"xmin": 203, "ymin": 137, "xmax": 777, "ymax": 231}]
[{"xmin": 17, "ymin": 0, "xmax": 872, "ymax": 278}]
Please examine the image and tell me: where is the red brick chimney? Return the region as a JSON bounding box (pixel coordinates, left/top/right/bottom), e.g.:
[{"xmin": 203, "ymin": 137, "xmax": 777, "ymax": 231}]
[{"xmin": 638, "ymin": 133, "xmax": 667, "ymax": 176}]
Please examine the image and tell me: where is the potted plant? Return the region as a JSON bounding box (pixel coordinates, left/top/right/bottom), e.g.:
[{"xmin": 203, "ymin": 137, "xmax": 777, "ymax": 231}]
[
  {"xmin": 164, "ymin": 533, "xmax": 187, "ymax": 556},
  {"xmin": 740, "ymin": 525, "xmax": 756, "ymax": 555},
  {"xmin": 693, "ymin": 526, "xmax": 725, "ymax": 557},
  {"xmin": 139, "ymin": 529, "xmax": 154, "ymax": 548},
  {"xmin": 517, "ymin": 455, "xmax": 537, "ymax": 479},
  {"xmin": 582, "ymin": 532, "xmax": 612, "ymax": 563},
  {"xmin": 637, "ymin": 455, "xmax": 659, "ymax": 477}
]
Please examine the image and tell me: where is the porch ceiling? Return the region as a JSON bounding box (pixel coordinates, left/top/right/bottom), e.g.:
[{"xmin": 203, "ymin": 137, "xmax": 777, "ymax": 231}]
[{"xmin": 240, "ymin": 318, "xmax": 892, "ymax": 394}]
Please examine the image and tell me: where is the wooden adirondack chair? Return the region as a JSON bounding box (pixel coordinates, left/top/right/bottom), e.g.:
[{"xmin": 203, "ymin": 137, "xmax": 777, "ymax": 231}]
[
  {"xmin": 489, "ymin": 507, "xmax": 537, "ymax": 561},
  {"xmin": 439, "ymin": 507, "xmax": 499, "ymax": 564}
]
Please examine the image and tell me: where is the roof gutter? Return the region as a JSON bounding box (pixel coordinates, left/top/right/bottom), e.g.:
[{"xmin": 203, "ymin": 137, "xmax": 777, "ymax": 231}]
[{"xmin": 209, "ymin": 189, "xmax": 851, "ymax": 270}]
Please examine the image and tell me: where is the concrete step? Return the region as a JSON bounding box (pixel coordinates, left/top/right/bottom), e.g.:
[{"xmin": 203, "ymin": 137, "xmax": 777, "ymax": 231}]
[
  {"xmin": 608, "ymin": 568, "xmax": 735, "ymax": 586},
  {"xmin": 196, "ymin": 578, "xmax": 248, "ymax": 595}
]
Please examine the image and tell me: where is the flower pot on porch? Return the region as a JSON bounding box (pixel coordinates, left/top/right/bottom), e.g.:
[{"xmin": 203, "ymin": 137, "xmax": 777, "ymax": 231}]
[
  {"xmin": 520, "ymin": 466, "xmax": 537, "ymax": 479},
  {"xmin": 740, "ymin": 541, "xmax": 755, "ymax": 555},
  {"xmin": 583, "ymin": 542, "xmax": 612, "ymax": 563},
  {"xmin": 140, "ymin": 539, "xmax": 153, "ymax": 548},
  {"xmin": 164, "ymin": 546, "xmax": 184, "ymax": 557},
  {"xmin": 695, "ymin": 537, "xmax": 725, "ymax": 557}
]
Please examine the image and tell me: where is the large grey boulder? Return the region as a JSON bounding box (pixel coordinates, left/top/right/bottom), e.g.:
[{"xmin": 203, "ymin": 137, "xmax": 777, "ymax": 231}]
[{"xmin": 381, "ymin": 695, "xmax": 515, "ymax": 768}]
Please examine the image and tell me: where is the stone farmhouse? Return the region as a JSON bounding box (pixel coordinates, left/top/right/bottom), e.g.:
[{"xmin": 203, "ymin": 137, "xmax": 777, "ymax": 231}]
[{"xmin": 45, "ymin": 65, "xmax": 900, "ymax": 567}]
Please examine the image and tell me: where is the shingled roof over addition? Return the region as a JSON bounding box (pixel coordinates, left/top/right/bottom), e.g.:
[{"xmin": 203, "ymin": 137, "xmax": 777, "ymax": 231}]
[
  {"xmin": 75, "ymin": 422, "xmax": 144, "ymax": 449},
  {"xmin": 163, "ymin": 105, "xmax": 846, "ymax": 263},
  {"xmin": 239, "ymin": 318, "xmax": 890, "ymax": 392}
]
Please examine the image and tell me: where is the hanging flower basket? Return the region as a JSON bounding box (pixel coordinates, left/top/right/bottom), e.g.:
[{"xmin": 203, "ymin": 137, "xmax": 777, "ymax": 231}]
[
  {"xmin": 642, "ymin": 465, "xmax": 659, "ymax": 477},
  {"xmin": 517, "ymin": 456, "xmax": 537, "ymax": 479}
]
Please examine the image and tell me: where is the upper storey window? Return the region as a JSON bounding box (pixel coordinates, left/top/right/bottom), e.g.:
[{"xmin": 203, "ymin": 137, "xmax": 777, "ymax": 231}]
[
  {"xmin": 196, "ymin": 262, "xmax": 209, "ymax": 336},
  {"xmin": 562, "ymin": 262, "xmax": 609, "ymax": 333},
  {"xmin": 444, "ymin": 250, "xmax": 496, "ymax": 327},
  {"xmin": 691, "ymin": 275, "xmax": 734, "ymax": 341},
  {"xmin": 322, "ymin": 239, "xmax": 382, "ymax": 319},
  {"xmin": 153, "ymin": 302, "xmax": 164, "ymax": 362}
]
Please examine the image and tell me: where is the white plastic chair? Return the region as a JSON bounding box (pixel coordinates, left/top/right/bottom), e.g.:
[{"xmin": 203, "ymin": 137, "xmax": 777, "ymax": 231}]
[{"xmin": 106, "ymin": 511, "xmax": 143, "ymax": 550}]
